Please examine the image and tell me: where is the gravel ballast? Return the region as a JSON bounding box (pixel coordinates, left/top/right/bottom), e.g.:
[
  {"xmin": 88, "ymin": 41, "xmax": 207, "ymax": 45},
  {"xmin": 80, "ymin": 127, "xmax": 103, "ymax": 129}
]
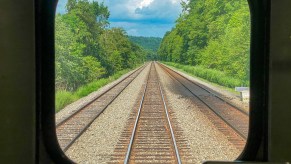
[
  {"xmin": 56, "ymin": 62, "xmax": 244, "ymax": 163},
  {"xmin": 155, "ymin": 63, "xmax": 241, "ymax": 163},
  {"xmin": 161, "ymin": 63, "xmax": 249, "ymax": 113},
  {"xmin": 55, "ymin": 66, "xmax": 144, "ymax": 124},
  {"xmin": 62, "ymin": 64, "xmax": 151, "ymax": 163}
]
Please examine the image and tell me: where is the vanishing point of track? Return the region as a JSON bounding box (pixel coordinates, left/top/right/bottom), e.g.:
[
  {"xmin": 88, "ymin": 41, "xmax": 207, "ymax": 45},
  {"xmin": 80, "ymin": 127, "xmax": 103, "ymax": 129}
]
[
  {"xmin": 56, "ymin": 64, "xmax": 147, "ymax": 151},
  {"xmin": 57, "ymin": 60, "xmax": 248, "ymax": 160},
  {"xmin": 110, "ymin": 62, "xmax": 191, "ymax": 164},
  {"xmin": 124, "ymin": 63, "xmax": 180, "ymax": 163}
]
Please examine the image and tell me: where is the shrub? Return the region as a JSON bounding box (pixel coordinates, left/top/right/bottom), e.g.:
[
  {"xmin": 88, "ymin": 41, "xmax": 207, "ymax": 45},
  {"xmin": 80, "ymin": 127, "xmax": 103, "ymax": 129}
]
[
  {"xmin": 55, "ymin": 91, "xmax": 78, "ymax": 113},
  {"xmin": 55, "ymin": 69, "xmax": 132, "ymax": 112},
  {"xmin": 163, "ymin": 62, "xmax": 249, "ymax": 89}
]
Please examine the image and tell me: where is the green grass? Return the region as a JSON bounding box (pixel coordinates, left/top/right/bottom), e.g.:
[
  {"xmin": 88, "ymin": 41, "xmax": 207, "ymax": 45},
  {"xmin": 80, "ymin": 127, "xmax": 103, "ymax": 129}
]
[
  {"xmin": 55, "ymin": 69, "xmax": 134, "ymax": 113},
  {"xmin": 55, "ymin": 91, "xmax": 78, "ymax": 112},
  {"xmin": 162, "ymin": 62, "xmax": 249, "ymax": 89}
]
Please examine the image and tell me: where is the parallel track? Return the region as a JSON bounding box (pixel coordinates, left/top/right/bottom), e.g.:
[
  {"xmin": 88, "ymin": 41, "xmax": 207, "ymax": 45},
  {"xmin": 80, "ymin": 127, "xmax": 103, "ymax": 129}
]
[
  {"xmin": 110, "ymin": 62, "xmax": 193, "ymax": 164},
  {"xmin": 56, "ymin": 64, "xmax": 147, "ymax": 151},
  {"xmin": 158, "ymin": 63, "xmax": 248, "ymax": 149}
]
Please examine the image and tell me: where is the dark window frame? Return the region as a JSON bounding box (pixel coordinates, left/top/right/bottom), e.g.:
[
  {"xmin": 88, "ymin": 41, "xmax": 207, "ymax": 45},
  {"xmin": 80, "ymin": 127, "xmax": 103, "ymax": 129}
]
[
  {"xmin": 237, "ymin": 0, "xmax": 270, "ymax": 160},
  {"xmin": 36, "ymin": 0, "xmax": 270, "ymax": 162}
]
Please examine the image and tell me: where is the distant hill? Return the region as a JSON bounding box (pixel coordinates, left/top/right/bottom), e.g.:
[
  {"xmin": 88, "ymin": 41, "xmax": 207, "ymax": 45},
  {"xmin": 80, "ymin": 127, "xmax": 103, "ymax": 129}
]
[{"xmin": 128, "ymin": 36, "xmax": 162, "ymax": 53}]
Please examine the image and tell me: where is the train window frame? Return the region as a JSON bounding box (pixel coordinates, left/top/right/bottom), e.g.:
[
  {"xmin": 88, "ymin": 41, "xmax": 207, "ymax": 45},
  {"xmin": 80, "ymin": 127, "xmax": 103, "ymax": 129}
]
[{"xmin": 36, "ymin": 0, "xmax": 270, "ymax": 162}]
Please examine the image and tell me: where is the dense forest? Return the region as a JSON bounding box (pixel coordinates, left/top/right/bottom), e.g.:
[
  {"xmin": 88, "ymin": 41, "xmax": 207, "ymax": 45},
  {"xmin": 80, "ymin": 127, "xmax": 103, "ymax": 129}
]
[
  {"xmin": 128, "ymin": 36, "xmax": 162, "ymax": 52},
  {"xmin": 128, "ymin": 36, "xmax": 162, "ymax": 60},
  {"xmin": 158, "ymin": 0, "xmax": 250, "ymax": 84},
  {"xmin": 55, "ymin": 0, "xmax": 146, "ymax": 91}
]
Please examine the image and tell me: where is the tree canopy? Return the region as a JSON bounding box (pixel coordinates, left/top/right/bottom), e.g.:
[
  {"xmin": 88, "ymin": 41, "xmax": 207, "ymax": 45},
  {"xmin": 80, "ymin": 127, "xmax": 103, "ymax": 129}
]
[
  {"xmin": 128, "ymin": 36, "xmax": 162, "ymax": 53},
  {"xmin": 55, "ymin": 0, "xmax": 146, "ymax": 91},
  {"xmin": 127, "ymin": 36, "xmax": 162, "ymax": 61},
  {"xmin": 158, "ymin": 0, "xmax": 250, "ymax": 81}
]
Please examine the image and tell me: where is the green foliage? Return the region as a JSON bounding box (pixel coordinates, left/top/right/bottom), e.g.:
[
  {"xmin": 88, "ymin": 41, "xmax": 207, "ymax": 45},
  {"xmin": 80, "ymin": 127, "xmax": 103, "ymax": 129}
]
[
  {"xmin": 127, "ymin": 36, "xmax": 162, "ymax": 61},
  {"xmin": 128, "ymin": 36, "xmax": 162, "ymax": 52},
  {"xmin": 158, "ymin": 0, "xmax": 250, "ymax": 82},
  {"xmin": 98, "ymin": 28, "xmax": 146, "ymax": 74},
  {"xmin": 55, "ymin": 91, "xmax": 78, "ymax": 113},
  {"xmin": 55, "ymin": 69, "xmax": 132, "ymax": 112},
  {"xmin": 55, "ymin": 13, "xmax": 106, "ymax": 90},
  {"xmin": 163, "ymin": 62, "xmax": 249, "ymax": 89},
  {"xmin": 55, "ymin": 0, "xmax": 147, "ymax": 111}
]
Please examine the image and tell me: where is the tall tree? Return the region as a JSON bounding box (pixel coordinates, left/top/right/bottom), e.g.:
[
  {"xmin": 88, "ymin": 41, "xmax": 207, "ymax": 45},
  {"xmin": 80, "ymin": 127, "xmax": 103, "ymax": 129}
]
[
  {"xmin": 158, "ymin": 0, "xmax": 250, "ymax": 80},
  {"xmin": 55, "ymin": 1, "xmax": 147, "ymax": 91}
]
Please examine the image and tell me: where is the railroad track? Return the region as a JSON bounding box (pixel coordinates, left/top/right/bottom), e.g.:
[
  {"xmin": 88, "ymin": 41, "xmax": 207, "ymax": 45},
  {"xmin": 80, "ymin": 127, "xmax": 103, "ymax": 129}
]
[
  {"xmin": 157, "ymin": 62, "xmax": 248, "ymax": 149},
  {"xmin": 110, "ymin": 62, "xmax": 194, "ymax": 164},
  {"xmin": 56, "ymin": 64, "xmax": 147, "ymax": 151}
]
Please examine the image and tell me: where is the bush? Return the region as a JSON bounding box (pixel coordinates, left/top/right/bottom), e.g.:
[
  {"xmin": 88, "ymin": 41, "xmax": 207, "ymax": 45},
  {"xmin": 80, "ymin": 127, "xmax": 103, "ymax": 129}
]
[
  {"xmin": 75, "ymin": 78, "xmax": 108, "ymax": 98},
  {"xmin": 163, "ymin": 62, "xmax": 249, "ymax": 88},
  {"xmin": 55, "ymin": 69, "xmax": 132, "ymax": 112},
  {"xmin": 55, "ymin": 91, "xmax": 78, "ymax": 113}
]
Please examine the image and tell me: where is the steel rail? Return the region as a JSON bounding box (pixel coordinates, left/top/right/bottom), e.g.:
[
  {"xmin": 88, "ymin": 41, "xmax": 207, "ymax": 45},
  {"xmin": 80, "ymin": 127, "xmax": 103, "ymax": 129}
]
[
  {"xmin": 57, "ymin": 63, "xmax": 148, "ymax": 151},
  {"xmin": 123, "ymin": 63, "xmax": 151, "ymax": 164},
  {"xmin": 56, "ymin": 64, "xmax": 147, "ymax": 127},
  {"xmin": 155, "ymin": 63, "xmax": 182, "ymax": 164},
  {"xmin": 158, "ymin": 62, "xmax": 249, "ymax": 116},
  {"xmin": 124, "ymin": 62, "xmax": 182, "ymax": 164},
  {"xmin": 158, "ymin": 63, "xmax": 248, "ymax": 140}
]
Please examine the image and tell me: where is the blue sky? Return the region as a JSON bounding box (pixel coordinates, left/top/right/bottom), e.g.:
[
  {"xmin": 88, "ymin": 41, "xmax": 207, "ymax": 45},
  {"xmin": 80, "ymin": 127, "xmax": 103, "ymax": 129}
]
[{"xmin": 56, "ymin": 0, "xmax": 182, "ymax": 37}]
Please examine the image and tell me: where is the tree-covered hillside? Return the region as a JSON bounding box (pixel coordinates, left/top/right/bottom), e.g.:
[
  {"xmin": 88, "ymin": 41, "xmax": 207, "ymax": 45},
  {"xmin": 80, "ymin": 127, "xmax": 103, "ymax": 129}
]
[
  {"xmin": 128, "ymin": 36, "xmax": 162, "ymax": 53},
  {"xmin": 55, "ymin": 0, "xmax": 147, "ymax": 91},
  {"xmin": 127, "ymin": 36, "xmax": 162, "ymax": 61},
  {"xmin": 158, "ymin": 0, "xmax": 250, "ymax": 84}
]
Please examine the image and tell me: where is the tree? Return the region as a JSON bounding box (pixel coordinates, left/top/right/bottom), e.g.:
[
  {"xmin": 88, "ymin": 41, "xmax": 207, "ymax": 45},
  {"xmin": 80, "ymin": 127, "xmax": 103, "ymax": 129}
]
[
  {"xmin": 158, "ymin": 0, "xmax": 250, "ymax": 80},
  {"xmin": 55, "ymin": 0, "xmax": 148, "ymax": 91}
]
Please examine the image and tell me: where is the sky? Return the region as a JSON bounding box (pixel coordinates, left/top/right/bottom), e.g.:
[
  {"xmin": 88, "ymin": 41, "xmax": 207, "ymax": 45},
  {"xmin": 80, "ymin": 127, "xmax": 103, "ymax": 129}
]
[{"xmin": 56, "ymin": 0, "xmax": 182, "ymax": 37}]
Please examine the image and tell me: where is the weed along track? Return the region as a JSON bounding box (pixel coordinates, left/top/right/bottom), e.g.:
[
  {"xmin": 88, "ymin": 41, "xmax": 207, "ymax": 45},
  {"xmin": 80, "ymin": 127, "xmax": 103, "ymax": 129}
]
[
  {"xmin": 110, "ymin": 62, "xmax": 194, "ymax": 164},
  {"xmin": 158, "ymin": 62, "xmax": 248, "ymax": 150},
  {"xmin": 56, "ymin": 64, "xmax": 147, "ymax": 151},
  {"xmin": 57, "ymin": 61, "xmax": 247, "ymax": 163}
]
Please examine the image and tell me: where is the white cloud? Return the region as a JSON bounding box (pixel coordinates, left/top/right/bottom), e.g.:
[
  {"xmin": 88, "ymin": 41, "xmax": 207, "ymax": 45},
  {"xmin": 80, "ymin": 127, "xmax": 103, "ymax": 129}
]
[
  {"xmin": 102, "ymin": 0, "xmax": 182, "ymax": 21},
  {"xmin": 134, "ymin": 0, "xmax": 181, "ymax": 21},
  {"xmin": 57, "ymin": 0, "xmax": 182, "ymax": 37},
  {"xmin": 138, "ymin": 0, "xmax": 154, "ymax": 8}
]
